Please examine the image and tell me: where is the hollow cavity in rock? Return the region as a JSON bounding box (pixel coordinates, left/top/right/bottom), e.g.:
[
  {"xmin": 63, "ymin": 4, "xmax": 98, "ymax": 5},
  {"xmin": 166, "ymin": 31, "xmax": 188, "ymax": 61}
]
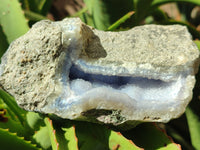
[{"xmin": 0, "ymin": 18, "xmax": 199, "ymax": 126}]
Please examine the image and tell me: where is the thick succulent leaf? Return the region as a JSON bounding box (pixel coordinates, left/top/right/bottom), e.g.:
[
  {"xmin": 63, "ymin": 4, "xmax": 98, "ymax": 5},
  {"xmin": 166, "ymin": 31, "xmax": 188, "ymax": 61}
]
[
  {"xmin": 44, "ymin": 117, "xmax": 59, "ymax": 150},
  {"xmin": 151, "ymin": 8, "xmax": 168, "ymax": 22},
  {"xmin": 0, "ymin": 107, "xmax": 26, "ymax": 137},
  {"xmin": 185, "ymin": 55, "xmax": 200, "ymax": 149},
  {"xmin": 51, "ymin": 126, "xmax": 68, "ymax": 150},
  {"xmin": 72, "ymin": 7, "xmax": 88, "ymax": 18},
  {"xmin": 0, "ymin": 107, "xmax": 8, "ymax": 123},
  {"xmin": 0, "ymin": 95, "xmax": 34, "ymax": 138},
  {"xmin": 132, "ymin": 0, "xmax": 154, "ymax": 26},
  {"xmin": 39, "ymin": 0, "xmax": 53, "ymax": 15},
  {"xmin": 31, "ymin": 0, "xmax": 48, "ymax": 12},
  {"xmin": 72, "ymin": 7, "xmax": 95, "ymax": 27},
  {"xmin": 75, "ymin": 122, "xmax": 110, "ymax": 150},
  {"xmin": 83, "ymin": 0, "xmax": 134, "ymax": 30},
  {"xmin": 75, "ymin": 121, "xmax": 140, "ymax": 150},
  {"xmin": 33, "ymin": 126, "xmax": 51, "ymax": 150},
  {"xmin": 123, "ymin": 123, "xmax": 181, "ymax": 150},
  {"xmin": 0, "ymin": 0, "xmax": 29, "ymax": 43},
  {"xmin": 28, "ymin": 0, "xmax": 52, "ymax": 15},
  {"xmin": 0, "ymin": 26, "xmax": 9, "ymax": 60},
  {"xmin": 186, "ymin": 71, "xmax": 200, "ymax": 149},
  {"xmin": 0, "ymin": 128, "xmax": 40, "ymax": 150},
  {"xmin": 186, "ymin": 107, "xmax": 200, "ymax": 149},
  {"xmin": 26, "ymin": 112, "xmax": 45, "ymax": 130},
  {"xmin": 0, "ymin": 90, "xmax": 27, "ymax": 125},
  {"xmin": 79, "ymin": 12, "xmax": 95, "ymax": 28},
  {"xmin": 109, "ymin": 131, "xmax": 142, "ymax": 150},
  {"xmin": 62, "ymin": 126, "xmax": 79, "ymax": 150},
  {"xmin": 0, "ymin": 98, "xmax": 17, "ymax": 121},
  {"xmin": 108, "ymin": 11, "xmax": 135, "ymax": 31},
  {"xmin": 47, "ymin": 120, "xmax": 79, "ymax": 150},
  {"xmin": 134, "ymin": 0, "xmax": 200, "ymax": 26},
  {"xmin": 24, "ymin": 10, "xmax": 47, "ymax": 21},
  {"xmin": 25, "ymin": 0, "xmax": 53, "ymax": 15}
]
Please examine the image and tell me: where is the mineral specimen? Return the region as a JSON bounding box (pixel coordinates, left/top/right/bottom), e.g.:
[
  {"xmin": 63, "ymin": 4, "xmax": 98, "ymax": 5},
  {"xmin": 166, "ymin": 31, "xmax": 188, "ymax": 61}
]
[{"xmin": 0, "ymin": 18, "xmax": 199, "ymax": 126}]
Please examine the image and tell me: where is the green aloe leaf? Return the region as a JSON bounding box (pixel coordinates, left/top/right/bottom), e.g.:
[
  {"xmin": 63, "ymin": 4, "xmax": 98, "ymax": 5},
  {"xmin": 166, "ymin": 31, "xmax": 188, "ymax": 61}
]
[
  {"xmin": 0, "ymin": 128, "xmax": 40, "ymax": 150},
  {"xmin": 0, "ymin": 107, "xmax": 26, "ymax": 137},
  {"xmin": 48, "ymin": 120, "xmax": 79, "ymax": 150},
  {"xmin": 75, "ymin": 122, "xmax": 110, "ymax": 150},
  {"xmin": 132, "ymin": 0, "xmax": 154, "ymax": 26},
  {"xmin": 0, "ymin": 91, "xmax": 34, "ymax": 138},
  {"xmin": 123, "ymin": 123, "xmax": 181, "ymax": 150},
  {"xmin": 83, "ymin": 0, "xmax": 134, "ymax": 30},
  {"xmin": 44, "ymin": 117, "xmax": 59, "ymax": 150},
  {"xmin": 109, "ymin": 131, "xmax": 141, "ymax": 150},
  {"xmin": 0, "ymin": 100, "xmax": 28, "ymax": 137},
  {"xmin": 0, "ymin": 98, "xmax": 17, "ymax": 122},
  {"xmin": 26, "ymin": 112, "xmax": 45, "ymax": 130},
  {"xmin": 22, "ymin": 0, "xmax": 53, "ymax": 15},
  {"xmin": 75, "ymin": 121, "xmax": 141, "ymax": 150},
  {"xmin": 134, "ymin": 0, "xmax": 200, "ymax": 27},
  {"xmin": 39, "ymin": 0, "xmax": 53, "ymax": 15},
  {"xmin": 0, "ymin": 107, "xmax": 8, "ymax": 123},
  {"xmin": 33, "ymin": 0, "xmax": 48, "ymax": 12},
  {"xmin": 0, "ymin": 0, "xmax": 29, "ymax": 43},
  {"xmin": 33, "ymin": 126, "xmax": 51, "ymax": 150},
  {"xmin": 185, "ymin": 49, "xmax": 200, "ymax": 149},
  {"xmin": 0, "ymin": 90, "xmax": 26, "ymax": 126},
  {"xmin": 186, "ymin": 107, "xmax": 200, "ymax": 149},
  {"xmin": 24, "ymin": 10, "xmax": 47, "ymax": 21},
  {"xmin": 62, "ymin": 126, "xmax": 79, "ymax": 150},
  {"xmin": 80, "ymin": 12, "xmax": 95, "ymax": 28},
  {"xmin": 72, "ymin": 7, "xmax": 88, "ymax": 17},
  {"xmin": 108, "ymin": 11, "xmax": 135, "ymax": 31}
]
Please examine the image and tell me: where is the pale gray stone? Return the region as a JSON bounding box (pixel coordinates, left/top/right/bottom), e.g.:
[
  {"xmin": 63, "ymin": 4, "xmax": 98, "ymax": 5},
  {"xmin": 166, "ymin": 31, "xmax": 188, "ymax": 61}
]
[{"xmin": 0, "ymin": 18, "xmax": 199, "ymax": 126}]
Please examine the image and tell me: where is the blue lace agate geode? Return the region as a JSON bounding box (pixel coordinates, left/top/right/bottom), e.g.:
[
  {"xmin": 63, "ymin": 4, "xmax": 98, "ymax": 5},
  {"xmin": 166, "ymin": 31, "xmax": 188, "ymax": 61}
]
[{"xmin": 0, "ymin": 18, "xmax": 199, "ymax": 125}]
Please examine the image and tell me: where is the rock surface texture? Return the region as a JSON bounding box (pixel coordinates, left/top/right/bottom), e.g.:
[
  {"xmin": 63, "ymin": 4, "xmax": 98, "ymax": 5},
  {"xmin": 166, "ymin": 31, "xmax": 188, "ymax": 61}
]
[{"xmin": 0, "ymin": 18, "xmax": 199, "ymax": 126}]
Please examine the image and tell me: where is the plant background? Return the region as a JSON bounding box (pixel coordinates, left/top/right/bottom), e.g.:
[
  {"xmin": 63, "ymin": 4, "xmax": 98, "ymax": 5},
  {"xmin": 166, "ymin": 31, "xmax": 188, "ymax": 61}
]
[{"xmin": 0, "ymin": 0, "xmax": 200, "ymax": 150}]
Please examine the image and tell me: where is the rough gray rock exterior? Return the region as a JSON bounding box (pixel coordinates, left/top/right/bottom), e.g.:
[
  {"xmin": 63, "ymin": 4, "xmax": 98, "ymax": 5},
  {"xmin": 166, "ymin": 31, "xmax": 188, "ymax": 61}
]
[
  {"xmin": 0, "ymin": 20, "xmax": 63, "ymax": 110},
  {"xmin": 0, "ymin": 18, "xmax": 199, "ymax": 126}
]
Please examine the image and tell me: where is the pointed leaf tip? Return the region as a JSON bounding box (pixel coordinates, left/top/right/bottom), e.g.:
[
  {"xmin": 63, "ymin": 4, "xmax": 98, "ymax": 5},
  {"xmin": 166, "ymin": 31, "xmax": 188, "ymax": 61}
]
[
  {"xmin": 44, "ymin": 117, "xmax": 59, "ymax": 150},
  {"xmin": 62, "ymin": 125, "xmax": 79, "ymax": 150}
]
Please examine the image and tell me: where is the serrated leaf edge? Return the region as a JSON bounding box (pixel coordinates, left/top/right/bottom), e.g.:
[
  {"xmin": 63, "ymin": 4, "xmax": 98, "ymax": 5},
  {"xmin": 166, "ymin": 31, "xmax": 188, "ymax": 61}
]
[
  {"xmin": 0, "ymin": 128, "xmax": 41, "ymax": 149},
  {"xmin": 44, "ymin": 117, "xmax": 59, "ymax": 150},
  {"xmin": 72, "ymin": 125, "xmax": 79, "ymax": 150}
]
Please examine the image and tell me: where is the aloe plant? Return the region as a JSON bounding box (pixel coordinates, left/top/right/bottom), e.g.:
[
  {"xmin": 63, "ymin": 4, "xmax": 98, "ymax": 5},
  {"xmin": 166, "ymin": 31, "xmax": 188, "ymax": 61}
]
[
  {"xmin": 0, "ymin": 0, "xmax": 29, "ymax": 43},
  {"xmin": 0, "ymin": 0, "xmax": 200, "ymax": 149}
]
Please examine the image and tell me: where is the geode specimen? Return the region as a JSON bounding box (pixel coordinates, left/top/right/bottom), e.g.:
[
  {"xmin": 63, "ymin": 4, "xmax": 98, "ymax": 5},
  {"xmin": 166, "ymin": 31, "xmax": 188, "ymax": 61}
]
[{"xmin": 0, "ymin": 18, "xmax": 199, "ymax": 126}]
